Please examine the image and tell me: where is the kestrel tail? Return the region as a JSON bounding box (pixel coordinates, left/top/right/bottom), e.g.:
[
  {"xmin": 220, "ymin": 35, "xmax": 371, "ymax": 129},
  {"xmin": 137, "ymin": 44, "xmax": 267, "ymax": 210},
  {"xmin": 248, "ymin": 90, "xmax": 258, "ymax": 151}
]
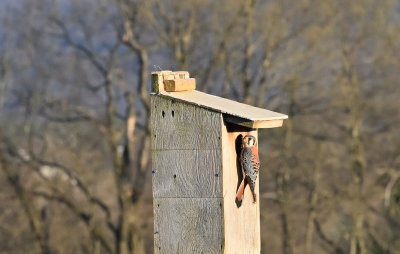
[{"xmin": 248, "ymin": 177, "xmax": 257, "ymax": 203}]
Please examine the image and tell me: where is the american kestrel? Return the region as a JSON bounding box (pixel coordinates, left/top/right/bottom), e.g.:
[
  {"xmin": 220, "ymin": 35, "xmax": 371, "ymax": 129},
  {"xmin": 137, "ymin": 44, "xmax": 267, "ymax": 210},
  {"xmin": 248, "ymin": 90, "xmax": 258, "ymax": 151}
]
[{"xmin": 236, "ymin": 135, "xmax": 260, "ymax": 203}]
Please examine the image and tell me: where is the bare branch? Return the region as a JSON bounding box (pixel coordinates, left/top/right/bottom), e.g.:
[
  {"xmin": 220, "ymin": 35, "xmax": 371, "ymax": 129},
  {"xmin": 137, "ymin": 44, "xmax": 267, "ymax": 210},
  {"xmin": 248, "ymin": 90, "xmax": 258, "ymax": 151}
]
[{"xmin": 313, "ymin": 218, "xmax": 344, "ymax": 254}]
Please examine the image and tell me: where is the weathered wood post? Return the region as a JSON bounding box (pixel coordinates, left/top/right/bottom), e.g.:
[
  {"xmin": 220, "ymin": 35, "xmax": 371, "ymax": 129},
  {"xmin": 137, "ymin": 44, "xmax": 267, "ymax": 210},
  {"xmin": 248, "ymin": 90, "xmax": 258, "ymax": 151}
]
[{"xmin": 151, "ymin": 71, "xmax": 287, "ymax": 253}]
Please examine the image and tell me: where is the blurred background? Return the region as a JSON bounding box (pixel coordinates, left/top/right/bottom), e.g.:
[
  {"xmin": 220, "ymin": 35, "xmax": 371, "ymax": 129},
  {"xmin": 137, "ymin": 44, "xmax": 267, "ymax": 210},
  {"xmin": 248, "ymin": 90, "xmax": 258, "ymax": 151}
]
[{"xmin": 0, "ymin": 0, "xmax": 400, "ymax": 253}]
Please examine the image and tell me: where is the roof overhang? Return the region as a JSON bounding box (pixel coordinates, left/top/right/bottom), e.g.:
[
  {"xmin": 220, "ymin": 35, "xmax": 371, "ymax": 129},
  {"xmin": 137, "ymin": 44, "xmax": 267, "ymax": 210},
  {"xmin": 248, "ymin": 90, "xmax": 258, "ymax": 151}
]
[{"xmin": 155, "ymin": 90, "xmax": 288, "ymax": 129}]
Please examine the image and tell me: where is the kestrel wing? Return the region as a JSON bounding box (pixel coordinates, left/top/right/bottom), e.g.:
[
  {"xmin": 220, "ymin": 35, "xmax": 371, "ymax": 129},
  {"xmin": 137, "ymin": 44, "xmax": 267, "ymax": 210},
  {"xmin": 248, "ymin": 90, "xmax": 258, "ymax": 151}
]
[{"xmin": 251, "ymin": 147, "xmax": 260, "ymax": 172}]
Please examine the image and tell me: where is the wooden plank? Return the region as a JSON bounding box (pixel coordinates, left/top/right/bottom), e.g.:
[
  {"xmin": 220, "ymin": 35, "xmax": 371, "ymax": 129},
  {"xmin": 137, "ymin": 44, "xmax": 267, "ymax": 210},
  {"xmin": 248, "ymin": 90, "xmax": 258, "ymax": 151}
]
[
  {"xmin": 252, "ymin": 119, "xmax": 283, "ymax": 128},
  {"xmin": 152, "ymin": 149, "xmax": 223, "ymax": 198},
  {"xmin": 164, "ymin": 78, "xmax": 196, "ymax": 92},
  {"xmin": 157, "ymin": 90, "xmax": 288, "ymax": 122},
  {"xmin": 154, "ymin": 198, "xmax": 224, "ymax": 254},
  {"xmin": 224, "ymin": 115, "xmax": 284, "ymax": 129},
  {"xmin": 221, "ymin": 122, "xmax": 260, "ymax": 253},
  {"xmin": 151, "ymin": 94, "xmax": 222, "ymax": 150}
]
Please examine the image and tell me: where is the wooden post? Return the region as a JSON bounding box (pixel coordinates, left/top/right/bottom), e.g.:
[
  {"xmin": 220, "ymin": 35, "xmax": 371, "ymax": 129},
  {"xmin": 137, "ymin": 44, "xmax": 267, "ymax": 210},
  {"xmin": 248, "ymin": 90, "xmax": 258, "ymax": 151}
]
[{"xmin": 151, "ymin": 71, "xmax": 287, "ymax": 253}]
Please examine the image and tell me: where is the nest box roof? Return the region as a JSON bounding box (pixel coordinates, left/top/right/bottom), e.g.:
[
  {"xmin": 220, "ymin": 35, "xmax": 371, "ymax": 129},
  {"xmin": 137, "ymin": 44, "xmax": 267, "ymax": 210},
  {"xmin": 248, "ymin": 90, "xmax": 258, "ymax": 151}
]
[
  {"xmin": 157, "ymin": 90, "xmax": 288, "ymax": 129},
  {"xmin": 151, "ymin": 70, "xmax": 287, "ymax": 129}
]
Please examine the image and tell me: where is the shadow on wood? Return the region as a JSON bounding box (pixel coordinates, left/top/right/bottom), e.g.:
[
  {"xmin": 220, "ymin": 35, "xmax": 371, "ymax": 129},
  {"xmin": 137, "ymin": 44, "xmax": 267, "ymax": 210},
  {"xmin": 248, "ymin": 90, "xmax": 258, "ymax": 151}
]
[{"xmin": 235, "ymin": 134, "xmax": 243, "ymax": 207}]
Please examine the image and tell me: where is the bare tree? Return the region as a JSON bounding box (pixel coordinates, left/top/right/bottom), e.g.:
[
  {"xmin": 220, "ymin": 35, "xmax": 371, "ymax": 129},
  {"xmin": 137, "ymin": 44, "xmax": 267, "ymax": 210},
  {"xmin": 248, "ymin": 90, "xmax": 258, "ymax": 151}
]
[{"xmin": 1, "ymin": 0, "xmax": 400, "ymax": 253}]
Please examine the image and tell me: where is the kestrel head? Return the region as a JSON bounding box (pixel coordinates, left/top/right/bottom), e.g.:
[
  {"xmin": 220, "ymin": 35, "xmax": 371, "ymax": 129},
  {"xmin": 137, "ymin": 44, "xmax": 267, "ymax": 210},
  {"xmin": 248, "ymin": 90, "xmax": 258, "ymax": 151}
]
[{"xmin": 243, "ymin": 135, "xmax": 257, "ymax": 147}]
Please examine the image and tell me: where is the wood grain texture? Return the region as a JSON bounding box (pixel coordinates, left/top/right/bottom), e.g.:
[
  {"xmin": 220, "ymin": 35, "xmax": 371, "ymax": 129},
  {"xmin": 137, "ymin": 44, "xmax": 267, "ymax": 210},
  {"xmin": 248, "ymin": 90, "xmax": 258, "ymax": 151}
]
[
  {"xmin": 151, "ymin": 94, "xmax": 222, "ymax": 150},
  {"xmin": 222, "ymin": 120, "xmax": 260, "ymax": 254},
  {"xmin": 151, "ymin": 93, "xmax": 265, "ymax": 254},
  {"xmin": 154, "ymin": 198, "xmax": 224, "ymax": 254},
  {"xmin": 151, "ymin": 94, "xmax": 225, "ymax": 253},
  {"xmin": 152, "ymin": 149, "xmax": 223, "ymax": 198}
]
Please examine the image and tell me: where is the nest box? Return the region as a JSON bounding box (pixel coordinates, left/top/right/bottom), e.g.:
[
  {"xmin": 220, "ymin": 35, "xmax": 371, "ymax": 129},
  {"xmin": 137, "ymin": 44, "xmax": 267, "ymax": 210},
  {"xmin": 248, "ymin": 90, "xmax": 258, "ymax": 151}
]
[{"xmin": 151, "ymin": 71, "xmax": 287, "ymax": 253}]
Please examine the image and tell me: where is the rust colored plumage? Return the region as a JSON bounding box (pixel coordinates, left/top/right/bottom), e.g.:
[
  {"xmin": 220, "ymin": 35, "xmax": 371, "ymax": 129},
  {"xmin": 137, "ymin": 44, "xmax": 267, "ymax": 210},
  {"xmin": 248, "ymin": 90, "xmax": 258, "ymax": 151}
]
[{"xmin": 236, "ymin": 135, "xmax": 260, "ymax": 203}]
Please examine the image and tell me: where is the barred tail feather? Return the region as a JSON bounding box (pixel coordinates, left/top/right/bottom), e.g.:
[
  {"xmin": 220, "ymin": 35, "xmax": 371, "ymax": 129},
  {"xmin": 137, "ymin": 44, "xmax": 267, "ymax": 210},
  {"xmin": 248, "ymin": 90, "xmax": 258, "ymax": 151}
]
[{"xmin": 249, "ymin": 181, "xmax": 256, "ymax": 203}]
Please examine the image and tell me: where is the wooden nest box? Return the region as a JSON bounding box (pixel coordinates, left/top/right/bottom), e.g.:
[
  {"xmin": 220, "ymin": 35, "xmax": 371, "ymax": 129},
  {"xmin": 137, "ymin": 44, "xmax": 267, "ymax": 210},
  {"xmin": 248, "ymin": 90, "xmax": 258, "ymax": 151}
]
[{"xmin": 151, "ymin": 71, "xmax": 287, "ymax": 253}]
